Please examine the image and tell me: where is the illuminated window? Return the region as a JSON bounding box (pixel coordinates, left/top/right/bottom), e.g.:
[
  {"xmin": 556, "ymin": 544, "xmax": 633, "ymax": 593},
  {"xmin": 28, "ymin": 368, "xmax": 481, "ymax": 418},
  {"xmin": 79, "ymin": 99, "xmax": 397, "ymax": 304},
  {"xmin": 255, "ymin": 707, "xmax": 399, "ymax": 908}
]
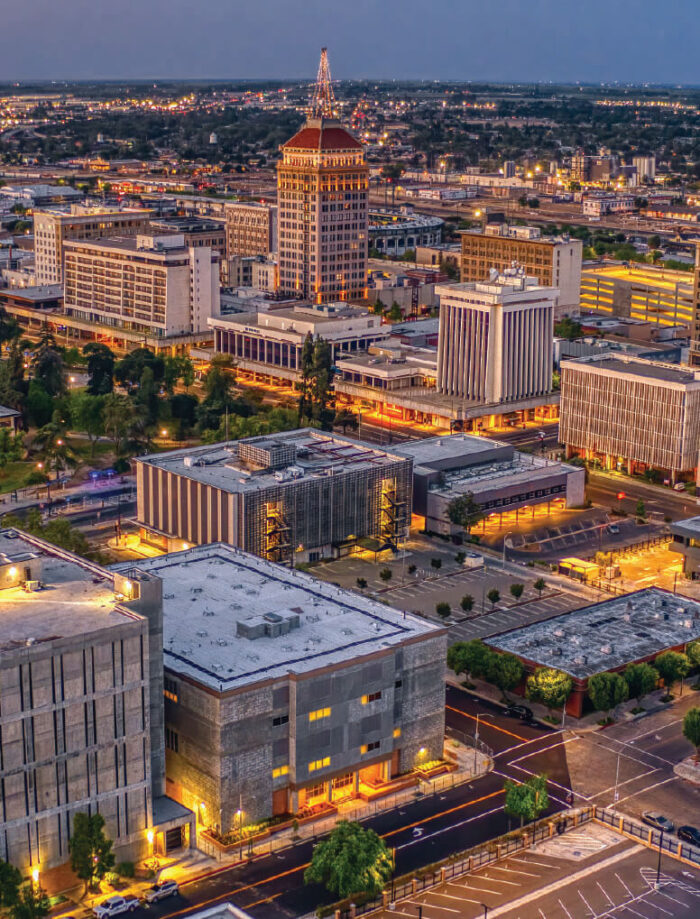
[
  {"xmin": 393, "ymin": 727, "xmax": 401, "ymax": 739},
  {"xmin": 164, "ymin": 677, "xmax": 178, "ymax": 703},
  {"xmin": 309, "ymin": 707, "xmax": 331, "ymax": 722},
  {"xmin": 361, "ymin": 691, "xmax": 382, "ymax": 704},
  {"xmin": 272, "ymin": 765, "xmax": 289, "ymax": 778},
  {"xmin": 361, "ymin": 741, "xmax": 380, "ymax": 755},
  {"xmin": 308, "ymin": 756, "xmax": 331, "ymax": 773}
]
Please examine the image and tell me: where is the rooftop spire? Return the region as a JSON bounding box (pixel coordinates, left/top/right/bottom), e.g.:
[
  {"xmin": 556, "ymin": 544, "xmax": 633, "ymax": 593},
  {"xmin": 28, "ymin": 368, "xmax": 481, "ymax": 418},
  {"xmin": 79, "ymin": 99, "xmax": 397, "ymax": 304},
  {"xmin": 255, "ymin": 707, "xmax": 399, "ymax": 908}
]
[{"xmin": 310, "ymin": 47, "xmax": 336, "ymax": 119}]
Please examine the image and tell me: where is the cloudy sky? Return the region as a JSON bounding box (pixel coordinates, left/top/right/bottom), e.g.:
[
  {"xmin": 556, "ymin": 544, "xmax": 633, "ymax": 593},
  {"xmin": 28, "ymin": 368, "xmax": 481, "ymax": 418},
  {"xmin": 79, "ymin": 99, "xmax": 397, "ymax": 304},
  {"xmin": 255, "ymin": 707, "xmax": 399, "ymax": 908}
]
[{"xmin": 3, "ymin": 0, "xmax": 698, "ymax": 84}]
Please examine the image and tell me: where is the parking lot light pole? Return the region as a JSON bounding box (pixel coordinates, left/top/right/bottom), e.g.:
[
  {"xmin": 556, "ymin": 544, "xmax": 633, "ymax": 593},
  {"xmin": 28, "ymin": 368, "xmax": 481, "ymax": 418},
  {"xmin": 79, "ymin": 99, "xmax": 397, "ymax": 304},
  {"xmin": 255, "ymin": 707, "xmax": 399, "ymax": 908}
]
[
  {"xmin": 481, "ymin": 904, "xmax": 489, "ymax": 919},
  {"xmin": 656, "ymin": 829, "xmax": 664, "ymax": 889},
  {"xmin": 474, "ymin": 713, "xmax": 494, "ymax": 771}
]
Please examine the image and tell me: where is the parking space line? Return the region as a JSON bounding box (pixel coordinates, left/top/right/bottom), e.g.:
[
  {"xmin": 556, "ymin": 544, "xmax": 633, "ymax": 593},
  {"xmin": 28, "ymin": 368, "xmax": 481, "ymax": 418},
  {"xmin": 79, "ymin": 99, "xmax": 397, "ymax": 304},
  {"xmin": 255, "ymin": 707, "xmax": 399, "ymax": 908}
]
[
  {"xmin": 477, "ymin": 874, "xmax": 522, "ymax": 887},
  {"xmin": 509, "ymin": 856, "xmax": 564, "ymax": 868},
  {"xmin": 615, "ymin": 873, "xmax": 634, "ymax": 898},
  {"xmin": 488, "ymin": 865, "xmax": 541, "ymax": 878},
  {"xmin": 458, "ymin": 883, "xmax": 503, "ymax": 895},
  {"xmin": 577, "ymin": 888, "xmax": 596, "ymax": 916},
  {"xmin": 597, "ymin": 881, "xmax": 615, "ymax": 907},
  {"xmin": 558, "ymin": 898, "xmax": 575, "ymax": 919},
  {"xmin": 416, "ymin": 901, "xmax": 459, "ymax": 913}
]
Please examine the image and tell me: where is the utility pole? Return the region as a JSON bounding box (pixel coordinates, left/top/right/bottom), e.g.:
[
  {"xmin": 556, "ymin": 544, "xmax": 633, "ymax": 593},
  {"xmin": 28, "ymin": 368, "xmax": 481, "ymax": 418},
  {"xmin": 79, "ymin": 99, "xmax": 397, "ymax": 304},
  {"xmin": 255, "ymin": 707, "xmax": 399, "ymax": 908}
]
[{"xmin": 655, "ymin": 828, "xmax": 664, "ymax": 889}]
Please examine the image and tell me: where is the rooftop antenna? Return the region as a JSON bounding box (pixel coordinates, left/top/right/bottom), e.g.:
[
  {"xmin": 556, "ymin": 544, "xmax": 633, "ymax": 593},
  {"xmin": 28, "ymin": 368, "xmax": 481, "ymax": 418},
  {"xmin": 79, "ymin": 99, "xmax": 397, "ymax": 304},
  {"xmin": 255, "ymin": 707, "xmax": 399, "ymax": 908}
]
[{"xmin": 311, "ymin": 47, "xmax": 336, "ymax": 119}]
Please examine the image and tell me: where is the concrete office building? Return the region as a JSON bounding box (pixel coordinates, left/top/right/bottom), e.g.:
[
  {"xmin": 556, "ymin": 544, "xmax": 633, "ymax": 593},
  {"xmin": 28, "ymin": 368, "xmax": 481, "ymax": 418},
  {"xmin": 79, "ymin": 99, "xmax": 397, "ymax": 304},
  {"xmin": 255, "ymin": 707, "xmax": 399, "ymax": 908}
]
[
  {"xmin": 135, "ymin": 429, "xmax": 413, "ymax": 564},
  {"xmin": 581, "ymin": 263, "xmax": 695, "ymax": 329},
  {"xmin": 0, "ymin": 528, "xmax": 194, "ymax": 877},
  {"xmin": 63, "ymin": 234, "xmax": 220, "ymax": 338},
  {"xmin": 224, "ymin": 201, "xmax": 277, "ymax": 267},
  {"xmin": 150, "ymin": 216, "xmax": 226, "ymax": 253},
  {"xmin": 560, "ymin": 354, "xmax": 700, "ymax": 481},
  {"xmin": 209, "ymin": 301, "xmax": 388, "ymax": 385},
  {"xmin": 487, "ymin": 588, "xmax": 700, "ymax": 717},
  {"xmin": 460, "ymin": 224, "xmax": 582, "ymax": 319},
  {"xmin": 277, "ymin": 50, "xmax": 369, "ymax": 303},
  {"xmin": 395, "ymin": 434, "xmax": 585, "ymax": 534},
  {"xmin": 436, "ymin": 272, "xmax": 556, "ymax": 404},
  {"xmin": 113, "ymin": 544, "xmax": 446, "ymax": 829},
  {"xmin": 33, "ymin": 205, "xmax": 151, "ymax": 284},
  {"xmin": 688, "ymin": 245, "xmax": 700, "ymax": 366}
]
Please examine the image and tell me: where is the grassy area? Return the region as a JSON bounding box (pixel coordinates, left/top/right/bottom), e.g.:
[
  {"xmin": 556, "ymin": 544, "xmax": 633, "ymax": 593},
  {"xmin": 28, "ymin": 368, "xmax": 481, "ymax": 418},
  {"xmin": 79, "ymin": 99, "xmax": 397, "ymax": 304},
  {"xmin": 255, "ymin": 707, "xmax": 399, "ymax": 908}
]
[{"xmin": 0, "ymin": 460, "xmax": 40, "ymax": 496}]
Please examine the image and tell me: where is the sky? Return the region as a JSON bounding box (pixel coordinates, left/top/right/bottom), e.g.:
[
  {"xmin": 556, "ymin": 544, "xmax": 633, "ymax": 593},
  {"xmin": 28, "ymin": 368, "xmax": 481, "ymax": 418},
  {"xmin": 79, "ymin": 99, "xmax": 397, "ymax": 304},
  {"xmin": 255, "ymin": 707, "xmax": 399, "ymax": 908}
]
[{"xmin": 3, "ymin": 0, "xmax": 699, "ymax": 85}]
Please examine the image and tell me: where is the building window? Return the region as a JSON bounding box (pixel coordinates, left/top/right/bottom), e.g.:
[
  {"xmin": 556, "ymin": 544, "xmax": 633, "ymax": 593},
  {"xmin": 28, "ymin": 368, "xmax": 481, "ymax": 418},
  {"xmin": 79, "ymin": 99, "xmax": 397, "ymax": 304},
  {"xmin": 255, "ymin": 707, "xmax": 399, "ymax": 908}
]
[
  {"xmin": 362, "ymin": 692, "xmax": 382, "ymax": 704},
  {"xmin": 309, "ymin": 707, "xmax": 331, "ymax": 722},
  {"xmin": 361, "ymin": 741, "xmax": 380, "ymax": 754},
  {"xmin": 272, "ymin": 714, "xmax": 289, "ymax": 726},
  {"xmin": 393, "ymin": 727, "xmax": 401, "ymax": 739},
  {"xmin": 395, "ymin": 679, "xmax": 403, "ymax": 689},
  {"xmin": 272, "ymin": 765, "xmax": 289, "ymax": 778},
  {"xmin": 164, "ymin": 677, "xmax": 178, "ymax": 703},
  {"xmin": 308, "ymin": 756, "xmax": 331, "ymax": 773},
  {"xmin": 165, "ymin": 728, "xmax": 179, "ymax": 753}
]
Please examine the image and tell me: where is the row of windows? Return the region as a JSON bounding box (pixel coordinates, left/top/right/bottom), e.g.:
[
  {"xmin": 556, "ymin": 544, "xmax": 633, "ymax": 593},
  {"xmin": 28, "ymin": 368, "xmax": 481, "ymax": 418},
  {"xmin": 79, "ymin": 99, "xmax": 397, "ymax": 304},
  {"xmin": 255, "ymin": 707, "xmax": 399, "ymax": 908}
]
[
  {"xmin": 309, "ymin": 707, "xmax": 331, "ymax": 722},
  {"xmin": 308, "ymin": 756, "xmax": 330, "ymax": 773}
]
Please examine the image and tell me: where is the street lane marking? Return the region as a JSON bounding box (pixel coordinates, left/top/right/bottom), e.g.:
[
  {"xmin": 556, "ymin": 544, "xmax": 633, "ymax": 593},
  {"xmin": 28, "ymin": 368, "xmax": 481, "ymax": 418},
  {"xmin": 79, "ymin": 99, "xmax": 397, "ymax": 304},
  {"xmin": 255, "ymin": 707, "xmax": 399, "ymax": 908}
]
[
  {"xmin": 384, "ymin": 789, "xmax": 504, "ymax": 839},
  {"xmin": 446, "ymin": 704, "xmax": 528, "ymax": 742},
  {"xmin": 395, "ymin": 805, "xmax": 504, "ymax": 850}
]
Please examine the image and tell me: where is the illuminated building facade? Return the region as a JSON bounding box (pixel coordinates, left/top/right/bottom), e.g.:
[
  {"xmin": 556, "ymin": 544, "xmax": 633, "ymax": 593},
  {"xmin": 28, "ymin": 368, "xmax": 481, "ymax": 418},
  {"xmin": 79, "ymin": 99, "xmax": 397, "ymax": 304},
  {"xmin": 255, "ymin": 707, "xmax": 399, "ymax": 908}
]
[{"xmin": 277, "ymin": 49, "xmax": 369, "ymax": 303}]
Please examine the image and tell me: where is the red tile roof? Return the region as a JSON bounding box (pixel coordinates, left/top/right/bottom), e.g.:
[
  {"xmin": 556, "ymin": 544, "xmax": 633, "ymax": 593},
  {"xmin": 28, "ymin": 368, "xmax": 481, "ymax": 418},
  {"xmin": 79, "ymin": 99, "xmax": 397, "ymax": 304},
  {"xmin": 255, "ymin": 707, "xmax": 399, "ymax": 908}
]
[{"xmin": 283, "ymin": 124, "xmax": 362, "ymax": 151}]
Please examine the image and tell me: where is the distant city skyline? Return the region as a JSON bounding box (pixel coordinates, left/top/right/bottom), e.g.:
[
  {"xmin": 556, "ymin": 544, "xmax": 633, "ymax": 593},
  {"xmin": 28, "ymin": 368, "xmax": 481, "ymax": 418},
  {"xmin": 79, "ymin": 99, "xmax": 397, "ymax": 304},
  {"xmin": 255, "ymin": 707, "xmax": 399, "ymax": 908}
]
[{"xmin": 3, "ymin": 0, "xmax": 699, "ymax": 84}]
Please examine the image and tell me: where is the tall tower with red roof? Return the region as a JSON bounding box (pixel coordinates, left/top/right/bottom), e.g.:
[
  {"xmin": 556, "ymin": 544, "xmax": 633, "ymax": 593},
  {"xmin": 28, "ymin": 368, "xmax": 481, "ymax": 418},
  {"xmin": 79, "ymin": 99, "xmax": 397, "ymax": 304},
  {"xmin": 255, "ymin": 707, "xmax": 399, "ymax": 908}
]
[{"xmin": 277, "ymin": 48, "xmax": 369, "ymax": 303}]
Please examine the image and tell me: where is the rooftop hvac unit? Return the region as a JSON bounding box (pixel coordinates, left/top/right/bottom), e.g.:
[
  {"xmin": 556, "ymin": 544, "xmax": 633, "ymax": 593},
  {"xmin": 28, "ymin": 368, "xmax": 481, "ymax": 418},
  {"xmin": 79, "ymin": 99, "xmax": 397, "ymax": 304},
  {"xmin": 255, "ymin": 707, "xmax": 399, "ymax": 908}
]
[
  {"xmin": 600, "ymin": 644, "xmax": 614, "ymax": 654},
  {"xmin": 24, "ymin": 580, "xmax": 40, "ymax": 592}
]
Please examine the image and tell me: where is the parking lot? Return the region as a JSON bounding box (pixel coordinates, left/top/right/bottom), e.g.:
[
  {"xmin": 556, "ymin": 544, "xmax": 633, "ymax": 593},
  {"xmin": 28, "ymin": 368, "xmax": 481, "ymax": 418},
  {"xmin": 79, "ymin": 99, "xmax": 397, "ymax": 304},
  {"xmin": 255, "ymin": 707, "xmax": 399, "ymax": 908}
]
[{"xmin": 375, "ymin": 823, "xmax": 700, "ymax": 919}]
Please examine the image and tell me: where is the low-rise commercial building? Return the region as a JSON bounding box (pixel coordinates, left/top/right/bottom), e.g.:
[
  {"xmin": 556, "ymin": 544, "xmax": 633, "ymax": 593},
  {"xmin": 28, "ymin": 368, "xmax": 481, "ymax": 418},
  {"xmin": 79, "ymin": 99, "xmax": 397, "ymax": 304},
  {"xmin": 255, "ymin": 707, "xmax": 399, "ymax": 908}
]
[
  {"xmin": 64, "ymin": 233, "xmax": 220, "ymax": 338},
  {"xmin": 0, "ymin": 528, "xmax": 193, "ymax": 877},
  {"xmin": 580, "ymin": 264, "xmax": 695, "ymax": 329},
  {"xmin": 560, "ymin": 354, "xmax": 700, "ymax": 481},
  {"xmin": 136, "ymin": 429, "xmax": 413, "ymax": 564},
  {"xmin": 487, "ymin": 588, "xmax": 700, "ymax": 717},
  {"xmin": 395, "ymin": 434, "xmax": 584, "ymax": 534},
  {"xmin": 209, "ymin": 302, "xmax": 388, "ymax": 385},
  {"xmin": 670, "ymin": 517, "xmax": 700, "ymax": 579},
  {"xmin": 460, "ymin": 224, "xmax": 582, "ymax": 319},
  {"xmin": 149, "ymin": 216, "xmax": 226, "ymax": 254},
  {"xmin": 33, "ymin": 205, "xmax": 151, "ymax": 285},
  {"xmin": 113, "ymin": 543, "xmax": 446, "ymax": 829}
]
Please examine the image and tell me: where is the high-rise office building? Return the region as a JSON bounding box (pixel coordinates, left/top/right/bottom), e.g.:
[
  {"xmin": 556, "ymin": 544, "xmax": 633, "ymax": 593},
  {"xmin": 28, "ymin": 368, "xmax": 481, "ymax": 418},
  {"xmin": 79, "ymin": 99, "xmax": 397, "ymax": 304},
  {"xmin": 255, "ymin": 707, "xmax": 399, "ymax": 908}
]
[
  {"xmin": 277, "ymin": 49, "xmax": 369, "ymax": 303},
  {"xmin": 224, "ymin": 202, "xmax": 277, "ymax": 258},
  {"xmin": 460, "ymin": 224, "xmax": 582, "ymax": 319},
  {"xmin": 63, "ymin": 233, "xmax": 220, "ymax": 338},
  {"xmin": 691, "ymin": 244, "xmax": 700, "ymax": 366},
  {"xmin": 436, "ymin": 271, "xmax": 556, "ymax": 404},
  {"xmin": 33, "ymin": 206, "xmax": 151, "ymax": 285}
]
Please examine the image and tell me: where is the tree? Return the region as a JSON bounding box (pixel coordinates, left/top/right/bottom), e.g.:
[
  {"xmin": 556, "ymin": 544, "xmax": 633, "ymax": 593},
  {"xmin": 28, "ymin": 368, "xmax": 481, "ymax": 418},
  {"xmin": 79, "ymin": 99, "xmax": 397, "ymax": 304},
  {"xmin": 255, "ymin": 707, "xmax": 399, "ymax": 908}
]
[
  {"xmin": 682, "ymin": 707, "xmax": 700, "ymax": 762},
  {"xmin": 304, "ymin": 820, "xmax": 393, "ymax": 899},
  {"xmin": 460, "ymin": 594, "xmax": 474, "ymax": 613},
  {"xmin": 510, "ymin": 583, "xmax": 524, "ymax": 601},
  {"xmin": 379, "ymin": 567, "xmax": 392, "ymax": 583},
  {"xmin": 636, "ymin": 499, "xmax": 646, "ymax": 520},
  {"xmin": 388, "ymin": 302, "xmax": 403, "ymax": 322},
  {"xmin": 33, "ymin": 422, "xmax": 80, "ymax": 480},
  {"xmin": 688, "ymin": 641, "xmax": 700, "ymax": 669},
  {"xmin": 447, "ymin": 492, "xmax": 483, "ymax": 539},
  {"xmin": 298, "ymin": 336, "xmax": 335, "ymax": 430},
  {"xmin": 648, "ymin": 234, "xmax": 661, "ymax": 249},
  {"xmin": 114, "ymin": 348, "xmax": 164, "ymax": 394},
  {"xmin": 197, "ymin": 355, "xmax": 236, "ymax": 432},
  {"xmin": 163, "ymin": 355, "xmax": 194, "ymax": 395},
  {"xmin": 0, "ymin": 428, "xmax": 24, "ymax": 478},
  {"xmin": 446, "ymin": 640, "xmax": 494, "ymax": 681},
  {"xmin": 70, "ymin": 392, "xmax": 105, "ymax": 457},
  {"xmin": 356, "ymin": 577, "xmax": 367, "ymax": 590},
  {"xmin": 526, "ymin": 668, "xmax": 573, "ymax": 715},
  {"xmin": 554, "ymin": 318, "xmax": 583, "ymax": 340},
  {"xmin": 623, "ymin": 662, "xmax": 658, "ymax": 703},
  {"xmin": 9, "ymin": 884, "xmax": 50, "ymax": 919},
  {"xmin": 587, "ymin": 672, "xmax": 628, "ymax": 717},
  {"xmin": 534, "ymin": 577, "xmax": 546, "ymax": 597},
  {"xmin": 487, "ymin": 587, "xmax": 500, "ymax": 608},
  {"xmin": 489, "ymin": 653, "xmax": 524, "ymax": 696},
  {"xmin": 103, "ymin": 393, "xmax": 138, "ymax": 455},
  {"xmin": 32, "ymin": 334, "xmax": 66, "ymax": 397},
  {"xmin": 655, "ymin": 651, "xmax": 690, "ymax": 694},
  {"xmin": 430, "ymin": 557, "xmax": 442, "ymax": 571},
  {"xmin": 83, "ymin": 343, "xmax": 115, "ymax": 395},
  {"xmin": 436, "ymin": 601, "xmax": 451, "ymax": 619},
  {"xmin": 169, "ymin": 393, "xmax": 199, "ymax": 439},
  {"xmin": 0, "ymin": 860, "xmax": 22, "ymax": 910},
  {"xmin": 25, "ymin": 381, "xmax": 53, "ymax": 428},
  {"xmin": 504, "ymin": 774, "xmax": 549, "ymax": 828},
  {"xmin": 334, "ymin": 408, "xmax": 357, "ymax": 434},
  {"xmin": 69, "ymin": 812, "xmax": 115, "ymax": 895}
]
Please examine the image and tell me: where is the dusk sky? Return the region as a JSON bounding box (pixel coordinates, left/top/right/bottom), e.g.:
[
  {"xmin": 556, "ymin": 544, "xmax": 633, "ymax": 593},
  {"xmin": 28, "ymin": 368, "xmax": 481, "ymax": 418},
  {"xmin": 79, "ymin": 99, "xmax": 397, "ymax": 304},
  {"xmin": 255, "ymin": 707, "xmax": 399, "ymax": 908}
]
[{"xmin": 3, "ymin": 0, "xmax": 699, "ymax": 84}]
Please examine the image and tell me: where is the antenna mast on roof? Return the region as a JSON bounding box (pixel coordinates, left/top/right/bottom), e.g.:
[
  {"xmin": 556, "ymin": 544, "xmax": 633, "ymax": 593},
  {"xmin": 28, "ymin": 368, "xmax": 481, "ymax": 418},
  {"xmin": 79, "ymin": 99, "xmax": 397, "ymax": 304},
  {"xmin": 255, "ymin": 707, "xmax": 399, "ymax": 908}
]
[{"xmin": 311, "ymin": 47, "xmax": 336, "ymax": 119}]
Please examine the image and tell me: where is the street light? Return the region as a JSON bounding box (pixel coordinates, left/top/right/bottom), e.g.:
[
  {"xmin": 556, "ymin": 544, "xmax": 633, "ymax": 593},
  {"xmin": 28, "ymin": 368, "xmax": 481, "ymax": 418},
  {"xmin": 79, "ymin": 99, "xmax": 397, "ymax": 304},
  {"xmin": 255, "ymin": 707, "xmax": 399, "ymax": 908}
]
[
  {"xmin": 481, "ymin": 905, "xmax": 489, "ymax": 919},
  {"xmin": 474, "ymin": 712, "xmax": 494, "ymax": 771},
  {"xmin": 502, "ymin": 531, "xmax": 515, "ymax": 569},
  {"xmin": 655, "ymin": 828, "xmax": 664, "ymax": 888}
]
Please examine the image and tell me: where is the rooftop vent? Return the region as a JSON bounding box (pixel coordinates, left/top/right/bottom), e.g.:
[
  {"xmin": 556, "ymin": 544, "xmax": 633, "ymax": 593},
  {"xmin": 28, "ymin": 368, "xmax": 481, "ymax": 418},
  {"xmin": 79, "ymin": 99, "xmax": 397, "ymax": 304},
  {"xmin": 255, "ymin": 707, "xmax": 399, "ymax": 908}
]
[{"xmin": 237, "ymin": 609, "xmax": 301, "ymax": 640}]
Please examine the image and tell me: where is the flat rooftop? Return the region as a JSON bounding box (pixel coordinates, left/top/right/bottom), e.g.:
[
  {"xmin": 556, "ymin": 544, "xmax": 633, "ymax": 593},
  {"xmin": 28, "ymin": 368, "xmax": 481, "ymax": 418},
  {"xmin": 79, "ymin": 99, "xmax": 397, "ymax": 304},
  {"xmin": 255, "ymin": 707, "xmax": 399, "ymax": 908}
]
[
  {"xmin": 113, "ymin": 544, "xmax": 440, "ymax": 692},
  {"xmin": 582, "ymin": 264, "xmax": 694, "ymax": 291},
  {"xmin": 0, "ymin": 529, "xmax": 131, "ymax": 652},
  {"xmin": 429, "ymin": 454, "xmax": 575, "ymax": 498},
  {"xmin": 670, "ymin": 516, "xmax": 700, "ymax": 536},
  {"xmin": 562, "ymin": 354, "xmax": 699, "ymax": 384},
  {"xmin": 395, "ymin": 433, "xmax": 503, "ymax": 468},
  {"xmin": 487, "ymin": 588, "xmax": 700, "ymax": 679},
  {"xmin": 136, "ymin": 429, "xmax": 409, "ymax": 495}
]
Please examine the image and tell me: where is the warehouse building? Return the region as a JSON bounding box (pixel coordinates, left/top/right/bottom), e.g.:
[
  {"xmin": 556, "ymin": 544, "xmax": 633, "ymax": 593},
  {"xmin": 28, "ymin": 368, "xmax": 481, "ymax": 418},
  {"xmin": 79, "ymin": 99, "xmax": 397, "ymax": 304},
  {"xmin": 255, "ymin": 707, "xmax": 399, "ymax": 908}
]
[
  {"xmin": 113, "ymin": 544, "xmax": 446, "ymax": 830},
  {"xmin": 395, "ymin": 434, "xmax": 585, "ymax": 535},
  {"xmin": 135, "ymin": 430, "xmax": 413, "ymax": 564},
  {"xmin": 487, "ymin": 588, "xmax": 700, "ymax": 717},
  {"xmin": 0, "ymin": 529, "xmax": 194, "ymax": 878}
]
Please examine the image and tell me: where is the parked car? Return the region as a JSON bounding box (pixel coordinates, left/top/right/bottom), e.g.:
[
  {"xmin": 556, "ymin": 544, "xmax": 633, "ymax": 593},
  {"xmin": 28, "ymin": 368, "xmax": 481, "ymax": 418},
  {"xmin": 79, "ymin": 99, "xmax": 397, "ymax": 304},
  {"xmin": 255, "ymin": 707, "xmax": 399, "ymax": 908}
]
[
  {"xmin": 462, "ymin": 551, "xmax": 484, "ymax": 569},
  {"xmin": 608, "ymin": 524, "xmax": 620, "ymax": 535},
  {"xmin": 144, "ymin": 880, "xmax": 179, "ymax": 903},
  {"xmin": 642, "ymin": 812, "xmax": 674, "ymax": 832},
  {"xmin": 504, "ymin": 702, "xmax": 533, "ymax": 722},
  {"xmin": 678, "ymin": 825, "xmax": 700, "ymax": 847},
  {"xmin": 93, "ymin": 897, "xmax": 140, "ymax": 919}
]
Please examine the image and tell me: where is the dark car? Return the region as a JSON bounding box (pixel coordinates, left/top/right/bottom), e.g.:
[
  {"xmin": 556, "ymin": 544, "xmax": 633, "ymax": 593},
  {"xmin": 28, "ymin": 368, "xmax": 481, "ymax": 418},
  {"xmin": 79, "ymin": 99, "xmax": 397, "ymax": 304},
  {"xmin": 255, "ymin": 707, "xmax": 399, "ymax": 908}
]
[
  {"xmin": 678, "ymin": 826, "xmax": 700, "ymax": 847},
  {"xmin": 642, "ymin": 812, "xmax": 674, "ymax": 832},
  {"xmin": 504, "ymin": 703, "xmax": 533, "ymax": 722}
]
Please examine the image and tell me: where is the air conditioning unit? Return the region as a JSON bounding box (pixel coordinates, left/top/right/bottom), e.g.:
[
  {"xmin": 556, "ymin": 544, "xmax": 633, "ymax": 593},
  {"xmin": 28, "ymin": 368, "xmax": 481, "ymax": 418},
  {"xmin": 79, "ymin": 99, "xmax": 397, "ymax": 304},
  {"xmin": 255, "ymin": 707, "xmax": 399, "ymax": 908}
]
[{"xmin": 24, "ymin": 580, "xmax": 40, "ymax": 592}]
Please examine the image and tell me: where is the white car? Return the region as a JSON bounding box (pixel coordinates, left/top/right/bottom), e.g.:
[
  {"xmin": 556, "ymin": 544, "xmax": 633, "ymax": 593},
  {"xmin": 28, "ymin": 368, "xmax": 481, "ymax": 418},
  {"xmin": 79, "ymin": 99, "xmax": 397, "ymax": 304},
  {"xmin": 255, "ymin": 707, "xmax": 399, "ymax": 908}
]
[
  {"xmin": 93, "ymin": 896, "xmax": 140, "ymax": 919},
  {"xmin": 462, "ymin": 551, "xmax": 484, "ymax": 569},
  {"xmin": 144, "ymin": 880, "xmax": 179, "ymax": 904}
]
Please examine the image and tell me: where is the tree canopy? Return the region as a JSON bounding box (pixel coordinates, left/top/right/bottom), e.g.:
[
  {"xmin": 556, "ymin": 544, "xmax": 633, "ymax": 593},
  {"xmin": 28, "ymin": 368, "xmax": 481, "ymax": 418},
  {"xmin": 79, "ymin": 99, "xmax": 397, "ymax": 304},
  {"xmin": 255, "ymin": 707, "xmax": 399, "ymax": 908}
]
[
  {"xmin": 304, "ymin": 820, "xmax": 393, "ymax": 899},
  {"xmin": 587, "ymin": 672, "xmax": 628, "ymax": 715},
  {"xmin": 526, "ymin": 667, "xmax": 573, "ymax": 714},
  {"xmin": 504, "ymin": 774, "xmax": 549, "ymax": 827},
  {"xmin": 69, "ymin": 812, "xmax": 115, "ymax": 894}
]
